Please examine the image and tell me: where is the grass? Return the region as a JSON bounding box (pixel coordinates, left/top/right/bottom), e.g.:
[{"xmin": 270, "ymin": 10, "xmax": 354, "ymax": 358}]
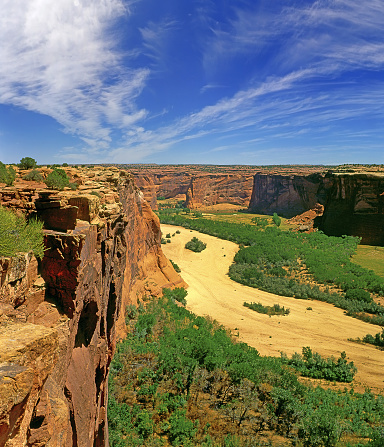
[{"xmin": 352, "ymin": 245, "xmax": 384, "ymax": 278}]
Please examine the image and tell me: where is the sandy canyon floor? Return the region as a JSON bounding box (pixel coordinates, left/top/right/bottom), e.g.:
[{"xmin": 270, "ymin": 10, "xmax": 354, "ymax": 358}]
[{"xmin": 161, "ymin": 224, "xmax": 383, "ymax": 394}]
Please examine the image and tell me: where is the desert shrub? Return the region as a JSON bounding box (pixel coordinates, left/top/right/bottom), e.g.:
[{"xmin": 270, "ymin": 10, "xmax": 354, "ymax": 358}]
[
  {"xmin": 22, "ymin": 169, "xmax": 44, "ymax": 182},
  {"xmin": 166, "ymin": 233, "xmax": 171, "ymax": 238},
  {"xmin": 345, "ymin": 288, "xmax": 372, "ymax": 303},
  {"xmin": 109, "ymin": 296, "xmax": 384, "ymax": 447},
  {"xmin": 18, "ymin": 157, "xmax": 37, "ymax": 170},
  {"xmin": 281, "ymin": 347, "xmax": 357, "ymax": 383},
  {"xmin": 0, "ymin": 162, "xmax": 16, "ymax": 186},
  {"xmin": 0, "ymin": 206, "xmax": 44, "ymax": 258},
  {"xmin": 185, "ymin": 236, "xmax": 206, "ymax": 252},
  {"xmin": 251, "ymin": 216, "xmax": 269, "ymax": 228},
  {"xmin": 361, "ymin": 328, "xmax": 384, "ymax": 348},
  {"xmin": 243, "ymin": 302, "xmax": 290, "ymax": 316},
  {"xmin": 163, "ymin": 287, "xmax": 187, "ymax": 305},
  {"xmin": 170, "ymin": 259, "xmax": 181, "ymax": 273},
  {"xmin": 44, "ymin": 168, "xmax": 69, "ymax": 190}
]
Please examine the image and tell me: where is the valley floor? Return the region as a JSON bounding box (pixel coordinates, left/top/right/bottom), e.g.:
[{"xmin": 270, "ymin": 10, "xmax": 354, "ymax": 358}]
[{"xmin": 161, "ymin": 224, "xmax": 384, "ymax": 394}]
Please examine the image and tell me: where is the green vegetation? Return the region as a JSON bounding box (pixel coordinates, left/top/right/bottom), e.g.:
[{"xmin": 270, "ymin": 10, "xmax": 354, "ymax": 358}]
[
  {"xmin": 18, "ymin": 157, "xmax": 37, "ymax": 170},
  {"xmin": 352, "ymin": 245, "xmax": 384, "ymax": 278},
  {"xmin": 0, "ymin": 162, "xmax": 16, "ymax": 186},
  {"xmin": 351, "ymin": 329, "xmax": 384, "ymax": 350},
  {"xmin": 44, "ymin": 168, "xmax": 77, "ymax": 190},
  {"xmin": 22, "ymin": 169, "xmax": 44, "ymax": 182},
  {"xmin": 185, "ymin": 236, "xmax": 206, "ymax": 253},
  {"xmin": 109, "ymin": 295, "xmax": 384, "ymax": 446},
  {"xmin": 0, "ymin": 206, "xmax": 44, "ymax": 258},
  {"xmin": 243, "ymin": 302, "xmax": 290, "ymax": 316},
  {"xmin": 170, "ymin": 259, "xmax": 181, "ymax": 273},
  {"xmin": 162, "ymin": 287, "xmax": 188, "ymax": 305},
  {"xmin": 281, "ymin": 347, "xmax": 357, "ymax": 383},
  {"xmin": 272, "ymin": 213, "xmax": 281, "ymax": 227},
  {"xmin": 158, "ymin": 213, "xmax": 384, "ymax": 326}
]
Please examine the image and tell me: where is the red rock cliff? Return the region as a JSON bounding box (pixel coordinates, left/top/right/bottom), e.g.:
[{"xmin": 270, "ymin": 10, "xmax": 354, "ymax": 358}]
[
  {"xmin": 0, "ymin": 167, "xmax": 185, "ymax": 446},
  {"xmin": 248, "ymin": 171, "xmax": 384, "ymax": 245},
  {"xmin": 132, "ymin": 169, "xmax": 254, "ymax": 209}
]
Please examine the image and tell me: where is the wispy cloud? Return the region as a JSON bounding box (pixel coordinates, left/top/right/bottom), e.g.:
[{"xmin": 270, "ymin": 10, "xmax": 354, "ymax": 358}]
[
  {"xmin": 139, "ymin": 19, "xmax": 178, "ymax": 70},
  {"xmin": 0, "ymin": 0, "xmax": 148, "ymax": 150}
]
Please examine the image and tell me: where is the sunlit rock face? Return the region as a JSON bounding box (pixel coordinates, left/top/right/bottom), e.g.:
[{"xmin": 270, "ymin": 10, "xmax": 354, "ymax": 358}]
[
  {"xmin": 0, "ymin": 167, "xmax": 185, "ymax": 446},
  {"xmin": 132, "ymin": 168, "xmax": 254, "ymax": 209}
]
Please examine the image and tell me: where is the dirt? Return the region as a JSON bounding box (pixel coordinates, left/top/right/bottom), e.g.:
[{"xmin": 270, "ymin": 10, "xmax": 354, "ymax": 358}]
[{"xmin": 161, "ymin": 224, "xmax": 384, "ymax": 394}]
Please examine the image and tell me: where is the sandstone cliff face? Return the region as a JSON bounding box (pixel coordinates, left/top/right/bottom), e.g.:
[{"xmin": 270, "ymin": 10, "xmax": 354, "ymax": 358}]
[
  {"xmin": 0, "ymin": 168, "xmax": 185, "ymax": 446},
  {"xmin": 320, "ymin": 173, "xmax": 384, "ymax": 245},
  {"xmin": 248, "ymin": 173, "xmax": 330, "ymax": 218},
  {"xmin": 133, "ymin": 170, "xmax": 254, "ymax": 209},
  {"xmin": 248, "ymin": 171, "xmax": 384, "ymax": 245}
]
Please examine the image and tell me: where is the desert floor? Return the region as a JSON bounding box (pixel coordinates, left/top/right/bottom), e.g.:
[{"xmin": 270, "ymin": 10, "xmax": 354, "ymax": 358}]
[{"xmin": 161, "ymin": 224, "xmax": 383, "ymax": 393}]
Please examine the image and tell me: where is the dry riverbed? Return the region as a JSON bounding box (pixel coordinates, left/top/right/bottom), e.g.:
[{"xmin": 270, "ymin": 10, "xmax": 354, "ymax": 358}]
[{"xmin": 161, "ymin": 224, "xmax": 384, "ymax": 393}]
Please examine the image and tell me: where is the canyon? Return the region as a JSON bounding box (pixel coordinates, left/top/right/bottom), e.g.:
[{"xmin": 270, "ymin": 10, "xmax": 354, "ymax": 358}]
[
  {"xmin": 0, "ymin": 167, "xmax": 185, "ymax": 446},
  {"xmin": 0, "ymin": 163, "xmax": 383, "ymax": 446},
  {"xmin": 128, "ymin": 165, "xmax": 384, "ymax": 245}
]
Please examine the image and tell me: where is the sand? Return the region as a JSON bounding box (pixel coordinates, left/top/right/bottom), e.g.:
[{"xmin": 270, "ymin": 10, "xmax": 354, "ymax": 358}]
[{"xmin": 161, "ymin": 224, "xmax": 384, "ymax": 393}]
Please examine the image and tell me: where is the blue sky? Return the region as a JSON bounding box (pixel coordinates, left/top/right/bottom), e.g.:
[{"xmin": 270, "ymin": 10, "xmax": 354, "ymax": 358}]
[{"xmin": 1, "ymin": 0, "xmax": 383, "ymax": 165}]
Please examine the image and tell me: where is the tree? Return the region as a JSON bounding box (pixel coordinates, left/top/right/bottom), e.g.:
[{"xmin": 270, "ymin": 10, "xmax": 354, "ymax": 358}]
[
  {"xmin": 19, "ymin": 157, "xmax": 37, "ymax": 170},
  {"xmin": 44, "ymin": 168, "xmax": 69, "ymax": 190},
  {"xmin": 272, "ymin": 213, "xmax": 281, "ymax": 227}
]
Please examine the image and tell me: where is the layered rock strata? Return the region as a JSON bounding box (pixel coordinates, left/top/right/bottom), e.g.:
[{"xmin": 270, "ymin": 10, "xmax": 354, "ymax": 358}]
[
  {"xmin": 132, "ymin": 170, "xmax": 254, "ymax": 209},
  {"xmin": 0, "ymin": 168, "xmax": 185, "ymax": 446},
  {"xmin": 248, "ymin": 172, "xmax": 384, "ymax": 245}
]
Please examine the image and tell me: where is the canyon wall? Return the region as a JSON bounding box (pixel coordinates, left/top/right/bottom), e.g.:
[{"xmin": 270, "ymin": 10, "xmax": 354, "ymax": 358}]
[
  {"xmin": 0, "ymin": 168, "xmax": 185, "ymax": 446},
  {"xmin": 320, "ymin": 173, "xmax": 384, "ymax": 246},
  {"xmin": 132, "ymin": 170, "xmax": 254, "ymax": 209},
  {"xmin": 248, "ymin": 172, "xmax": 384, "ymax": 245}
]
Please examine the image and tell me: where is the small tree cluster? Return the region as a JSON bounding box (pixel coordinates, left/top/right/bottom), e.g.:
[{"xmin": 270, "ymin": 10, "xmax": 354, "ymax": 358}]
[
  {"xmin": 185, "ymin": 236, "xmax": 206, "ymax": 253},
  {"xmin": 44, "ymin": 168, "xmax": 77, "ymax": 190},
  {"xmin": 18, "ymin": 157, "xmax": 37, "ymax": 170},
  {"xmin": 23, "ymin": 169, "xmax": 44, "ymax": 182}
]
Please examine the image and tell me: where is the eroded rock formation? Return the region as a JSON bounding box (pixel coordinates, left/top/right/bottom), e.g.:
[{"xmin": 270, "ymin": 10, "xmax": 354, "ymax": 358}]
[
  {"xmin": 131, "ymin": 168, "xmax": 255, "ymax": 209},
  {"xmin": 0, "ymin": 167, "xmax": 185, "ymax": 446},
  {"xmin": 248, "ymin": 171, "xmax": 384, "ymax": 245}
]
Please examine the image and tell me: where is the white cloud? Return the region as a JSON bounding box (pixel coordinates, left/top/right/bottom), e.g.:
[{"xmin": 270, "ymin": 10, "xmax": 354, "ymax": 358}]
[{"xmin": 0, "ymin": 0, "xmax": 148, "ymax": 150}]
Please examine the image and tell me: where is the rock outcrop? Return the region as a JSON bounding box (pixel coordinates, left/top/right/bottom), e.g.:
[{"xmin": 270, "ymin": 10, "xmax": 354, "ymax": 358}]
[
  {"xmin": 0, "ymin": 167, "xmax": 186, "ymax": 446},
  {"xmin": 248, "ymin": 171, "xmax": 384, "ymax": 245},
  {"xmin": 320, "ymin": 173, "xmax": 384, "ymax": 245},
  {"xmin": 131, "ymin": 168, "xmax": 255, "ymax": 209},
  {"xmin": 249, "ymin": 173, "xmax": 330, "ymax": 218}
]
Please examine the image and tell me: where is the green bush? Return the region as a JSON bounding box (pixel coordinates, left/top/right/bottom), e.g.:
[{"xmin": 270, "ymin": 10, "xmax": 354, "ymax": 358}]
[
  {"xmin": 22, "ymin": 169, "xmax": 44, "ymax": 182},
  {"xmin": 163, "ymin": 287, "xmax": 187, "ymax": 305},
  {"xmin": 44, "ymin": 168, "xmax": 69, "ymax": 190},
  {"xmin": 0, "ymin": 206, "xmax": 44, "ymax": 258},
  {"xmin": 281, "ymin": 347, "xmax": 357, "ymax": 383},
  {"xmin": 272, "ymin": 212, "xmax": 281, "ymax": 227},
  {"xmin": 244, "ymin": 302, "xmax": 290, "ymax": 316},
  {"xmin": 345, "ymin": 288, "xmax": 372, "ymax": 303},
  {"xmin": 170, "ymin": 259, "xmax": 181, "ymax": 273},
  {"xmin": 19, "ymin": 157, "xmax": 37, "ymax": 170},
  {"xmin": 185, "ymin": 236, "xmax": 206, "ymax": 253},
  {"xmin": 362, "ymin": 328, "xmax": 384, "ymax": 348},
  {"xmin": 0, "ymin": 162, "xmax": 16, "ymax": 186}
]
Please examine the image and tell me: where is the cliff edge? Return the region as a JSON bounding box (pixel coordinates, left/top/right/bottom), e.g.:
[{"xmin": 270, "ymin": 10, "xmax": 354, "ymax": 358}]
[{"xmin": 0, "ymin": 167, "xmax": 185, "ymax": 446}]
